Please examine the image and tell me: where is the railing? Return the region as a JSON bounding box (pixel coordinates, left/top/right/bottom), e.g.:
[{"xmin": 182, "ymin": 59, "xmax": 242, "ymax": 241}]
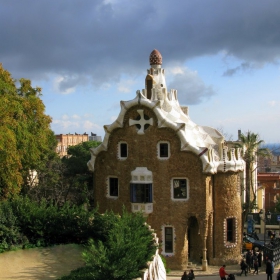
[
  {"xmin": 248, "ymin": 213, "xmax": 280, "ymax": 226},
  {"xmin": 263, "ymin": 245, "xmax": 280, "ymax": 265},
  {"xmin": 247, "ymin": 213, "xmax": 280, "ymax": 265}
]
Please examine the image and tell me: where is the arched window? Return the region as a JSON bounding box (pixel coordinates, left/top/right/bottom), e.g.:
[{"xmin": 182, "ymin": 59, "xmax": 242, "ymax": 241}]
[{"xmin": 145, "ymin": 75, "xmax": 153, "ymax": 100}]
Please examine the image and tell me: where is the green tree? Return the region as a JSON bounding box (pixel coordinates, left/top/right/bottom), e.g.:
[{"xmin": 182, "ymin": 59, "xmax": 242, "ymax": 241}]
[
  {"xmin": 26, "ymin": 156, "xmax": 70, "ymax": 206},
  {"xmin": 61, "ymin": 141, "xmax": 101, "ymax": 206},
  {"xmin": 235, "ymin": 131, "xmax": 271, "ymax": 214},
  {"xmin": 0, "ymin": 64, "xmax": 57, "ymax": 199},
  {"xmin": 59, "ymin": 209, "xmax": 157, "ymax": 280}
]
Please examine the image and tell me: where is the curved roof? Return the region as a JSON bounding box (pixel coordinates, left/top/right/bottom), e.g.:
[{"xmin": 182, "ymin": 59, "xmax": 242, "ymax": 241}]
[{"xmin": 88, "ymin": 50, "xmax": 245, "ymax": 174}]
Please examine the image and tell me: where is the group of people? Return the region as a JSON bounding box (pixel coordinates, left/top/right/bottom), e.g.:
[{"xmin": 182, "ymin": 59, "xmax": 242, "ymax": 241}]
[
  {"xmin": 181, "ymin": 269, "xmax": 195, "ymax": 280},
  {"xmin": 240, "ymin": 249, "xmax": 263, "ymax": 275},
  {"xmin": 182, "ymin": 259, "xmax": 280, "ymax": 280}
]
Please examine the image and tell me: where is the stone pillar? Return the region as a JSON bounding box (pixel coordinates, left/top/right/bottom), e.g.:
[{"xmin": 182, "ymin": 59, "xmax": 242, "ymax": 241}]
[{"xmin": 201, "ymin": 218, "xmax": 208, "ymax": 271}]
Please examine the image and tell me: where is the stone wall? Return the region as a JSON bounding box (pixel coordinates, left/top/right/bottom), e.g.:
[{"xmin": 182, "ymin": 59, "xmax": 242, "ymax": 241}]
[{"xmin": 93, "ymin": 105, "xmax": 242, "ymax": 269}]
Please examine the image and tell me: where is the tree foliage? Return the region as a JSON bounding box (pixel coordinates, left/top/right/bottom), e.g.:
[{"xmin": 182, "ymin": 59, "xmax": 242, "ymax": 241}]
[
  {"xmin": 235, "ymin": 131, "xmax": 271, "ymax": 212},
  {"xmin": 61, "ymin": 141, "xmax": 101, "ymax": 205},
  {"xmin": 0, "ymin": 64, "xmax": 57, "ymax": 199},
  {"xmin": 59, "ymin": 209, "xmax": 157, "ymax": 280},
  {"xmin": 25, "ymin": 141, "xmax": 101, "ymax": 206}
]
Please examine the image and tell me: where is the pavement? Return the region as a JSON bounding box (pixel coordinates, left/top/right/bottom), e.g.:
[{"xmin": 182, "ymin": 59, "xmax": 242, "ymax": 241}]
[
  {"xmin": 167, "ymin": 264, "xmax": 240, "ymax": 278},
  {"xmin": 167, "ymin": 264, "xmax": 269, "ymax": 279}
]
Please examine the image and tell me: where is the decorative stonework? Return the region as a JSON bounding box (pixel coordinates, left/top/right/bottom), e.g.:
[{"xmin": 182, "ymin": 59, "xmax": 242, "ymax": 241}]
[
  {"xmin": 149, "ymin": 49, "xmax": 162, "ymax": 65},
  {"xmin": 129, "ymin": 109, "xmax": 153, "ymax": 135},
  {"xmin": 223, "ymin": 216, "xmax": 238, "ymax": 248}
]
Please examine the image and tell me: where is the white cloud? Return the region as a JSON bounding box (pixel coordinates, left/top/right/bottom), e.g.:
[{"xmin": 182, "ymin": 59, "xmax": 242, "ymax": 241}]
[
  {"xmin": 72, "ymin": 114, "xmax": 81, "ymax": 120},
  {"xmin": 62, "ymin": 114, "xmax": 69, "ymax": 120},
  {"xmin": 53, "ymin": 76, "xmax": 76, "ymax": 94},
  {"xmin": 117, "ymin": 79, "xmax": 137, "ymax": 93},
  {"xmin": 52, "ymin": 119, "xmax": 80, "ymax": 129},
  {"xmin": 169, "ymin": 67, "xmax": 185, "ymax": 75},
  {"xmin": 83, "ymin": 120, "xmax": 102, "ymax": 131},
  {"xmin": 268, "ymin": 101, "xmax": 277, "ymax": 107},
  {"xmin": 168, "ymin": 67, "xmax": 215, "ymax": 105}
]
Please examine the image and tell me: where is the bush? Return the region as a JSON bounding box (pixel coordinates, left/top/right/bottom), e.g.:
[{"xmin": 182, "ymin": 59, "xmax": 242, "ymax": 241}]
[
  {"xmin": 0, "ymin": 196, "xmax": 97, "ymax": 251},
  {"xmin": 61, "ymin": 209, "xmax": 157, "ymax": 280},
  {"xmin": 0, "ymin": 200, "xmax": 23, "ymax": 252}
]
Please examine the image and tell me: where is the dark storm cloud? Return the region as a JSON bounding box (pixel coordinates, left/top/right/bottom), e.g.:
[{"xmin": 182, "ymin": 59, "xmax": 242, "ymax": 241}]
[
  {"xmin": 1, "ymin": 0, "xmax": 280, "ymax": 92},
  {"xmin": 223, "ymin": 62, "xmax": 252, "ymax": 77}
]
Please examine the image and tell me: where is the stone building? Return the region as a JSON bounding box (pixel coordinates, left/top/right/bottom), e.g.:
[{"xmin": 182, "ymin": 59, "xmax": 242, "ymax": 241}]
[
  {"xmin": 258, "ymin": 173, "xmax": 280, "ymax": 211},
  {"xmin": 55, "ymin": 133, "xmax": 89, "ymax": 157},
  {"xmin": 88, "ymin": 50, "xmax": 245, "ymax": 270}
]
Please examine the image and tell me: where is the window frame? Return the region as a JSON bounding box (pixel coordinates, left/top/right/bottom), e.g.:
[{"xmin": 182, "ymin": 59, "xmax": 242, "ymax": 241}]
[
  {"xmin": 161, "ymin": 225, "xmax": 175, "ymax": 256},
  {"xmin": 157, "ymin": 141, "xmax": 170, "ymax": 160},
  {"xmin": 224, "ymin": 217, "xmax": 237, "ymax": 248},
  {"xmin": 171, "ymin": 177, "xmax": 189, "ymax": 201},
  {"xmin": 118, "ymin": 141, "xmax": 128, "ymax": 160},
  {"xmin": 107, "ymin": 177, "xmax": 119, "ymax": 198},
  {"xmin": 130, "ymin": 183, "xmax": 152, "ymax": 203}
]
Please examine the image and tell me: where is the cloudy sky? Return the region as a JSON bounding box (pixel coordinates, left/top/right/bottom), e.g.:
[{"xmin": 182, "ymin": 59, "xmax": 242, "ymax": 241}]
[{"xmin": 1, "ymin": 0, "xmax": 280, "ymax": 143}]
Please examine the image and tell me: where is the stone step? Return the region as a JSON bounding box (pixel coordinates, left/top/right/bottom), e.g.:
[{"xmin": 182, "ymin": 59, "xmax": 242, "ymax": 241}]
[{"xmin": 187, "ymin": 262, "xmax": 199, "ymax": 268}]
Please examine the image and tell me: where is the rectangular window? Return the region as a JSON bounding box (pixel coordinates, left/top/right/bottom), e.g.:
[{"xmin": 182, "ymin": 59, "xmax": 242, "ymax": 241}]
[
  {"xmin": 120, "ymin": 143, "xmax": 128, "ymax": 158},
  {"xmin": 160, "ymin": 143, "xmax": 169, "ymax": 157},
  {"xmin": 130, "ymin": 184, "xmax": 152, "ymax": 203},
  {"xmin": 173, "ymin": 179, "xmax": 187, "ymax": 199},
  {"xmin": 109, "ymin": 177, "xmax": 119, "ymax": 197},
  {"xmin": 227, "ymin": 218, "xmax": 234, "ymax": 242},
  {"xmin": 165, "ymin": 227, "xmax": 173, "ymax": 253}
]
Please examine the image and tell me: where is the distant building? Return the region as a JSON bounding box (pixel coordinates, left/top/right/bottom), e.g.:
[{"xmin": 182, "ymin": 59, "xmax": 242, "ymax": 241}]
[
  {"xmin": 55, "ymin": 133, "xmax": 89, "ymax": 157},
  {"xmin": 258, "ymin": 173, "xmax": 280, "ymax": 211},
  {"xmin": 258, "ymin": 151, "xmax": 280, "ymax": 173},
  {"xmin": 89, "ymin": 132, "xmax": 102, "ymax": 142}
]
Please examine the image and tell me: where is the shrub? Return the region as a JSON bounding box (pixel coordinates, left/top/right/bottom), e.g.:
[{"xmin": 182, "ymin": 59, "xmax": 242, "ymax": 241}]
[
  {"xmin": 0, "ymin": 200, "xmax": 23, "ymax": 251},
  {"xmin": 0, "ymin": 196, "xmax": 97, "ymax": 251},
  {"xmin": 61, "ymin": 209, "xmax": 157, "ymax": 280}
]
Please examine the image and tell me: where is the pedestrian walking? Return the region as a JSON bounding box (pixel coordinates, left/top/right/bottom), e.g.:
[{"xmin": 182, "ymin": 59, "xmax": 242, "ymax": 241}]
[
  {"xmin": 219, "ymin": 264, "xmax": 228, "ymax": 280},
  {"xmin": 266, "ymin": 259, "xmax": 273, "ymax": 280},
  {"xmin": 240, "ymin": 259, "xmax": 248, "ymax": 276},
  {"xmin": 181, "ymin": 271, "xmax": 188, "ymax": 280},
  {"xmin": 257, "ymin": 251, "xmax": 262, "ymax": 267},
  {"xmin": 252, "ymin": 258, "xmax": 259, "ymax": 274}
]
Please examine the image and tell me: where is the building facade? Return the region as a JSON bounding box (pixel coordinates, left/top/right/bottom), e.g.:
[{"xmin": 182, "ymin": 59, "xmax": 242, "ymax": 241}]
[
  {"xmin": 55, "ymin": 133, "xmax": 89, "ymax": 157},
  {"xmin": 88, "ymin": 50, "xmax": 245, "ymax": 270},
  {"xmin": 258, "ymin": 173, "xmax": 280, "ymax": 212}
]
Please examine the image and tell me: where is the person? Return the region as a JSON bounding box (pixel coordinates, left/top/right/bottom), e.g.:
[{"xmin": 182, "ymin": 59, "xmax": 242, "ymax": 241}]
[
  {"xmin": 219, "ymin": 264, "xmax": 228, "ymax": 280},
  {"xmin": 187, "ymin": 269, "xmax": 195, "ymax": 280},
  {"xmin": 253, "ymin": 230, "xmax": 259, "ymax": 240},
  {"xmin": 276, "ymin": 268, "xmax": 280, "ymax": 280},
  {"xmin": 181, "ymin": 271, "xmax": 188, "ymax": 280},
  {"xmin": 257, "ymin": 251, "xmax": 262, "ymax": 267},
  {"xmin": 245, "ymin": 250, "xmax": 252, "ymax": 272},
  {"xmin": 266, "ymin": 259, "xmax": 273, "ymax": 280},
  {"xmin": 252, "ymin": 258, "xmax": 259, "ymax": 275},
  {"xmin": 240, "ymin": 259, "xmax": 248, "ymax": 276},
  {"xmin": 268, "ymin": 230, "xmax": 272, "ymax": 238}
]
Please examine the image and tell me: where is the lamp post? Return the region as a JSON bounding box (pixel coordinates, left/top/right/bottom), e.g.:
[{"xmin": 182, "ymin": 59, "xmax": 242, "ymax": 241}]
[{"xmin": 259, "ymin": 209, "xmax": 271, "ymax": 245}]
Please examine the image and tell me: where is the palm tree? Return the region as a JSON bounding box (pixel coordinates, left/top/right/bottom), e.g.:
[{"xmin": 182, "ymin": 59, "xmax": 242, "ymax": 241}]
[{"xmin": 236, "ymin": 131, "xmax": 271, "ymax": 212}]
